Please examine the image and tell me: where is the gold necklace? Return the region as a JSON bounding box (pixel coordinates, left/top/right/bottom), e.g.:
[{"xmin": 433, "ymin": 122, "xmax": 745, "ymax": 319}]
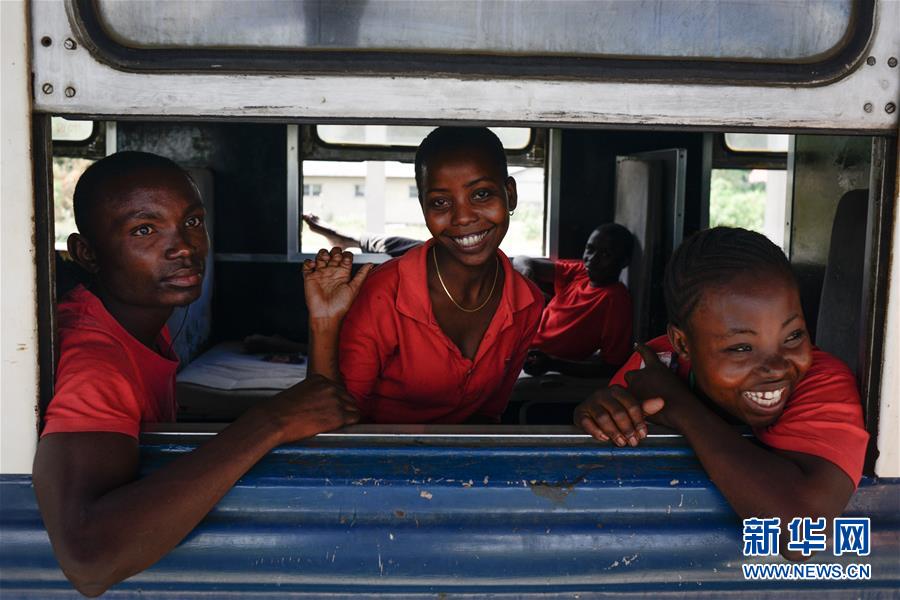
[{"xmin": 432, "ymin": 246, "xmax": 500, "ymax": 313}]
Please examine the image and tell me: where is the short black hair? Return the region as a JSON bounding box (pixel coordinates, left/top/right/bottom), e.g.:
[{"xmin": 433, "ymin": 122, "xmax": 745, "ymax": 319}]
[
  {"xmin": 593, "ymin": 223, "xmax": 634, "ymax": 267},
  {"xmin": 663, "ymin": 227, "xmax": 795, "ymax": 330},
  {"xmin": 414, "ymin": 127, "xmax": 508, "ymax": 198},
  {"xmin": 73, "ymin": 151, "xmax": 193, "ymax": 239}
]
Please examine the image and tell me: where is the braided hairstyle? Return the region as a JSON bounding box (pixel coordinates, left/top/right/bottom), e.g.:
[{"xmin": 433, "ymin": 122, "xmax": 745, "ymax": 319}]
[
  {"xmin": 414, "ymin": 127, "xmax": 508, "ymax": 200},
  {"xmin": 664, "ymin": 227, "xmax": 795, "ymax": 331}
]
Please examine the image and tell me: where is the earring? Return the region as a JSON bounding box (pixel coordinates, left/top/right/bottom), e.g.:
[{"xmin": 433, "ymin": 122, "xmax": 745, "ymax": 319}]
[{"xmin": 509, "ymin": 210, "xmax": 515, "ymax": 216}]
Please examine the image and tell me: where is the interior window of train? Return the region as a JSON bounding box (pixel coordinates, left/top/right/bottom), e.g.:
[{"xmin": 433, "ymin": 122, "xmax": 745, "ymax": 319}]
[
  {"xmin": 50, "ymin": 118, "xmax": 102, "ymax": 249},
  {"xmin": 709, "ymin": 133, "xmax": 879, "ymax": 358},
  {"xmin": 300, "ymin": 126, "xmax": 546, "ymax": 257},
  {"xmin": 317, "ymin": 126, "xmax": 531, "ymax": 149},
  {"xmin": 710, "ymin": 133, "xmax": 791, "ymax": 251},
  {"xmin": 51, "ymin": 117, "xmax": 94, "ymax": 142},
  {"xmin": 43, "ymin": 124, "xmax": 886, "ymax": 441}
]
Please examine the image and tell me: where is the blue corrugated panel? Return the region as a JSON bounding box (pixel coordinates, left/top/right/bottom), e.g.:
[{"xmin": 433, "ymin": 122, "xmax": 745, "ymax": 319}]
[{"xmin": 1, "ymin": 442, "xmax": 897, "ymax": 598}]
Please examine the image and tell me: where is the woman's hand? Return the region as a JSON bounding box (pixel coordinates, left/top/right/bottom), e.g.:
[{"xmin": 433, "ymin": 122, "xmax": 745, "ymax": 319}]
[
  {"xmin": 574, "ymin": 385, "xmax": 664, "ymax": 446},
  {"xmin": 623, "ymin": 344, "xmax": 695, "ymax": 430},
  {"xmin": 303, "ymin": 247, "xmax": 373, "ymax": 380},
  {"xmin": 303, "ymin": 247, "xmax": 373, "ymax": 323},
  {"xmin": 573, "ymin": 345, "xmax": 692, "ymax": 446}
]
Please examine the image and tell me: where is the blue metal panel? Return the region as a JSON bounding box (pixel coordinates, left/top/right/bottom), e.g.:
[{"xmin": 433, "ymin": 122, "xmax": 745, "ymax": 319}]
[{"xmin": 1, "ymin": 443, "xmax": 898, "ymax": 598}]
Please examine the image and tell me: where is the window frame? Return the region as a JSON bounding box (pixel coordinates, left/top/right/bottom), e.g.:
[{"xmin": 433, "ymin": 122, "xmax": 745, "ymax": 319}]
[
  {"xmin": 712, "ymin": 133, "xmax": 789, "ymax": 171},
  {"xmin": 140, "ymin": 423, "xmax": 697, "ymax": 448},
  {"xmin": 51, "ymin": 120, "xmax": 106, "ymax": 159},
  {"xmin": 302, "ymin": 183, "xmax": 322, "ymax": 197},
  {"xmin": 288, "ymin": 125, "xmax": 548, "ymax": 261},
  {"xmin": 69, "ymin": 0, "xmax": 876, "ymax": 87},
  {"xmin": 50, "ymin": 120, "xmax": 106, "ymax": 249},
  {"xmin": 305, "ymin": 126, "xmax": 544, "ymax": 168},
  {"xmin": 35, "ymin": 119, "xmax": 894, "ymax": 475}
]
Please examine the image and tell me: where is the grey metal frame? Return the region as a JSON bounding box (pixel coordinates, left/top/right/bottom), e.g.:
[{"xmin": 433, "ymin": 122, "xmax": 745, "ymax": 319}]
[
  {"xmin": 70, "ymin": 0, "xmax": 874, "ymax": 88},
  {"xmin": 141, "ymin": 423, "xmax": 695, "ymax": 446},
  {"xmin": 545, "ymin": 129, "xmax": 562, "ymax": 260},
  {"xmin": 627, "ymin": 148, "xmax": 687, "ymax": 251},
  {"xmin": 782, "ymin": 137, "xmax": 797, "ymax": 258},
  {"xmin": 31, "ymin": 2, "xmax": 898, "ymax": 131}
]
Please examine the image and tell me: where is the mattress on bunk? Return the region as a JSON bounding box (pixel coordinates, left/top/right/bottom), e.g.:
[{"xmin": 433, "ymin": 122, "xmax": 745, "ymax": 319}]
[
  {"xmin": 177, "ymin": 341, "xmax": 307, "ymax": 390},
  {"xmin": 176, "ymin": 341, "xmax": 307, "ymax": 421}
]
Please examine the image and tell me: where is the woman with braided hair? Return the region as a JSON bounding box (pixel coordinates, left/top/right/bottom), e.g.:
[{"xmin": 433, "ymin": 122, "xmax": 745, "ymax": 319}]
[{"xmin": 574, "ymin": 226, "xmax": 868, "ymax": 559}]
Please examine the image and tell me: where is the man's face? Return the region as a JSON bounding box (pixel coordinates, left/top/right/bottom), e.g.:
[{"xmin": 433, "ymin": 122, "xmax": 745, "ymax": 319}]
[
  {"xmin": 583, "ymin": 229, "xmax": 623, "ymax": 286},
  {"xmin": 88, "ymin": 172, "xmax": 209, "ymax": 310}
]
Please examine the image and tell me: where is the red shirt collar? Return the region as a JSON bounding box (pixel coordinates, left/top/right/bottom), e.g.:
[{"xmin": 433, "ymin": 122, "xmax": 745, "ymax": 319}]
[{"xmin": 395, "ymin": 239, "xmax": 538, "ymax": 335}]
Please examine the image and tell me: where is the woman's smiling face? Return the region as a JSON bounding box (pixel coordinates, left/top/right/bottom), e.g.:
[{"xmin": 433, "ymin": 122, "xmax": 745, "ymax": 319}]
[
  {"xmin": 419, "ymin": 146, "xmax": 516, "ymax": 267},
  {"xmin": 671, "ymin": 271, "xmax": 813, "ymax": 427}
]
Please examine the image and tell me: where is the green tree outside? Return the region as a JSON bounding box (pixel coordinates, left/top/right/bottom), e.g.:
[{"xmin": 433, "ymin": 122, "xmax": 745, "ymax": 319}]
[{"xmin": 710, "ymin": 169, "xmax": 765, "ymax": 232}]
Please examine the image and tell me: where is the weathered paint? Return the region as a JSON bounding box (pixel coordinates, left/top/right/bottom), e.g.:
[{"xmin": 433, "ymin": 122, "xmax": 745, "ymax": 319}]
[
  {"xmin": 29, "ymin": 1, "xmax": 900, "ymax": 132},
  {"xmin": 1, "ymin": 443, "xmax": 897, "ymax": 597},
  {"xmin": 1, "ymin": 0, "xmax": 40, "ymax": 474},
  {"xmin": 874, "ymin": 134, "xmax": 900, "ymax": 478}
]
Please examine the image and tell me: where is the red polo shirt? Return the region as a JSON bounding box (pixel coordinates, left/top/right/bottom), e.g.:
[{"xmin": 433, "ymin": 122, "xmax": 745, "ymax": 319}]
[
  {"xmin": 339, "ymin": 240, "xmax": 544, "ymax": 424},
  {"xmin": 611, "ymin": 336, "xmax": 869, "ymax": 486},
  {"xmin": 43, "ymin": 285, "xmax": 179, "ymax": 439},
  {"xmin": 531, "ymin": 259, "xmax": 632, "ymax": 364}
]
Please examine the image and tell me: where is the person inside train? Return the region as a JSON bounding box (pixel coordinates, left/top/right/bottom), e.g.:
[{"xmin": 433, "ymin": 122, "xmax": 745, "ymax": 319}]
[
  {"xmin": 32, "ymin": 151, "xmax": 368, "ymax": 596},
  {"xmin": 337, "ymin": 126, "xmax": 545, "ymax": 424},
  {"xmin": 304, "ymin": 215, "xmax": 635, "ymax": 377},
  {"xmin": 573, "ymin": 227, "xmax": 868, "ymax": 559}
]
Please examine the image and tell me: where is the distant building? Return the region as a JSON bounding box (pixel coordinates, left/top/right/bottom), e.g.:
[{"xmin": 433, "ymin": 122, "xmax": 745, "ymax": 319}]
[{"xmin": 301, "ymin": 161, "xmax": 545, "ymax": 255}]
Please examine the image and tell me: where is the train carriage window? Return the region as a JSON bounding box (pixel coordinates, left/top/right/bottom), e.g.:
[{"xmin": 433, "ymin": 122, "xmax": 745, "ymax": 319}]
[
  {"xmin": 301, "ymin": 126, "xmax": 544, "ymax": 257},
  {"xmin": 724, "ymin": 133, "xmax": 790, "ymax": 153},
  {"xmin": 51, "ymin": 119, "xmax": 101, "ymax": 248},
  {"xmin": 301, "ymin": 160, "xmax": 425, "ymax": 253},
  {"xmin": 300, "ymin": 160, "xmax": 546, "ymax": 257},
  {"xmin": 93, "ymin": 0, "xmax": 853, "ymax": 61},
  {"xmin": 710, "ymin": 169, "xmax": 788, "ymax": 249},
  {"xmin": 51, "ymin": 118, "xmax": 95, "ymax": 143},
  {"xmin": 711, "ymin": 134, "xmax": 791, "ymax": 251},
  {"xmin": 317, "ymin": 126, "xmax": 531, "ymax": 150},
  {"xmin": 67, "ymin": 0, "xmax": 875, "ymax": 86},
  {"xmin": 39, "ymin": 121, "xmax": 884, "ymax": 435},
  {"xmin": 52, "ymin": 158, "xmax": 93, "ymax": 248}
]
